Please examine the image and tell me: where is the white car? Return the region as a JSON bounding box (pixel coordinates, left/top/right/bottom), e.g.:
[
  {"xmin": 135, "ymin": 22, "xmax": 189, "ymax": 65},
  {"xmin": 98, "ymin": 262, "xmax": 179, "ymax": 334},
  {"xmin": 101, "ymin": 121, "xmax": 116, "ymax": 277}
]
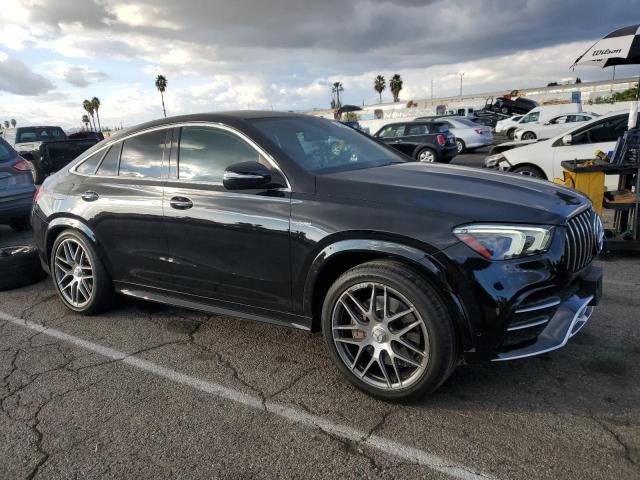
[
  {"xmin": 484, "ymin": 110, "xmax": 634, "ymax": 189},
  {"xmin": 495, "ymin": 115, "xmax": 523, "ymax": 138},
  {"xmin": 434, "ymin": 117, "xmax": 493, "ymax": 153},
  {"xmin": 514, "ymin": 113, "xmax": 599, "ymax": 142}
]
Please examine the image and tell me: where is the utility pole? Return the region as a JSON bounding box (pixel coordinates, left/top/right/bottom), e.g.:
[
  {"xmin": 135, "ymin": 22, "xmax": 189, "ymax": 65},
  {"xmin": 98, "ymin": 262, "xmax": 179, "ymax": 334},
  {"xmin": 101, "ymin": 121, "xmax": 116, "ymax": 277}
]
[
  {"xmin": 458, "ymin": 72, "xmax": 465, "ymax": 96},
  {"xmin": 430, "ymin": 79, "xmax": 434, "ymax": 100}
]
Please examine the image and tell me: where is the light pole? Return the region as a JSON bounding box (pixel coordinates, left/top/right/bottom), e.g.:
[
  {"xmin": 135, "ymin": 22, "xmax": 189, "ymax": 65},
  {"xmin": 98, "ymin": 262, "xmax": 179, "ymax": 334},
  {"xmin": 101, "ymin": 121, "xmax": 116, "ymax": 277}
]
[{"xmin": 458, "ymin": 72, "xmax": 465, "ymax": 96}]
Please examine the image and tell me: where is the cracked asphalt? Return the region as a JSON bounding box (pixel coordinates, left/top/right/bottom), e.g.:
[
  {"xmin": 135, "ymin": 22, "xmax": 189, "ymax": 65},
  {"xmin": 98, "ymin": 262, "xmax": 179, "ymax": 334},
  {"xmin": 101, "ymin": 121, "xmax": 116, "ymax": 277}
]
[{"xmin": 1, "ymin": 196, "xmax": 640, "ymax": 480}]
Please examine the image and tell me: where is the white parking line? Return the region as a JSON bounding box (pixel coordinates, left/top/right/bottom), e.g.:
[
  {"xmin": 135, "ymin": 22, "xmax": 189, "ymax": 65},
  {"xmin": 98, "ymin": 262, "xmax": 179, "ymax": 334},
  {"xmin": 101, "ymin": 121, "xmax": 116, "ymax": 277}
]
[{"xmin": 0, "ymin": 311, "xmax": 495, "ymax": 480}]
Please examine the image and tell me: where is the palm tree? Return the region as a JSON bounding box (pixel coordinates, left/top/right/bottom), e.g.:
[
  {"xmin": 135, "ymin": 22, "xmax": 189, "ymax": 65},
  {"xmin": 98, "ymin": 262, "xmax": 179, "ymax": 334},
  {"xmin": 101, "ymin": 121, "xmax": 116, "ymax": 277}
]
[
  {"xmin": 155, "ymin": 75, "xmax": 168, "ymax": 117},
  {"xmin": 389, "ymin": 74, "xmax": 403, "ymax": 102},
  {"xmin": 10, "ymin": 118, "xmax": 16, "ymax": 128},
  {"xmin": 331, "ymin": 82, "xmax": 344, "ymax": 108},
  {"xmin": 83, "ymin": 99, "xmax": 96, "ymax": 131},
  {"xmin": 91, "ymin": 97, "xmax": 102, "ymax": 131},
  {"xmin": 3, "ymin": 121, "xmax": 9, "ymax": 129},
  {"xmin": 374, "ymin": 75, "xmax": 386, "ymax": 103},
  {"xmin": 81, "ymin": 115, "xmax": 90, "ymax": 130}
]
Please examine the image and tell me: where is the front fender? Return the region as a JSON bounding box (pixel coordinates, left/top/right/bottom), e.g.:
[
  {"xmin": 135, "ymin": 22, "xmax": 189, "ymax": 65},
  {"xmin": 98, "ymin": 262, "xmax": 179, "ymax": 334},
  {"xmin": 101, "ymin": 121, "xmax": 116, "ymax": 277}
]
[{"xmin": 303, "ymin": 239, "xmax": 472, "ymax": 348}]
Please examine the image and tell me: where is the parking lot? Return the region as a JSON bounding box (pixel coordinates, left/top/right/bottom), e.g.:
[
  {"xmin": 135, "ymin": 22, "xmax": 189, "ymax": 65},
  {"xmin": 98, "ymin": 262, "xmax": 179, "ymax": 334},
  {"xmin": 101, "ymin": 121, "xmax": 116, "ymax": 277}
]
[{"xmin": 1, "ymin": 146, "xmax": 638, "ymax": 480}]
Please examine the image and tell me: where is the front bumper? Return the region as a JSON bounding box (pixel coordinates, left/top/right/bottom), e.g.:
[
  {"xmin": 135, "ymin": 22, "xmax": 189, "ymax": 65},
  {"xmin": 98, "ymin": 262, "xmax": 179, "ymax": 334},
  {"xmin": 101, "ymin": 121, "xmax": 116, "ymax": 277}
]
[{"xmin": 493, "ymin": 266, "xmax": 601, "ymax": 360}]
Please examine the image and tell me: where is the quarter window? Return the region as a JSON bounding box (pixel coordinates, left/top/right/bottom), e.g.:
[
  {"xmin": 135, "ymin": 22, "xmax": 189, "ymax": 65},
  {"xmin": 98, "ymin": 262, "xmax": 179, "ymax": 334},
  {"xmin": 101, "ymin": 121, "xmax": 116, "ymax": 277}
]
[
  {"xmin": 178, "ymin": 127, "xmax": 259, "ymax": 182},
  {"xmin": 95, "ymin": 144, "xmax": 121, "ymax": 176},
  {"xmin": 76, "ymin": 151, "xmax": 103, "ymax": 174},
  {"xmin": 119, "ymin": 130, "xmax": 166, "ymax": 178}
]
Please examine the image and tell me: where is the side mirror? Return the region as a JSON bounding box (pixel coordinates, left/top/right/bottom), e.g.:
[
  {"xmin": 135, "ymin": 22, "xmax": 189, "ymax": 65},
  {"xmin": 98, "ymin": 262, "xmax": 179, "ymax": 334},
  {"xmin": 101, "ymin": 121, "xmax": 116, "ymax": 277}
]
[
  {"xmin": 562, "ymin": 134, "xmax": 572, "ymax": 146},
  {"xmin": 223, "ymin": 161, "xmax": 273, "ymax": 190}
]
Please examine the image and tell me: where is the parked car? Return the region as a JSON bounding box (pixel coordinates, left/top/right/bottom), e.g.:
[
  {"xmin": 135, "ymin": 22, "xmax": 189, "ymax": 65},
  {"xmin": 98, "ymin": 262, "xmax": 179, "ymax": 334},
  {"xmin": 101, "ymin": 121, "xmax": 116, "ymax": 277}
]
[
  {"xmin": 374, "ymin": 121, "xmax": 457, "ymax": 163},
  {"xmin": 0, "ymin": 137, "xmax": 35, "ymax": 231},
  {"xmin": 485, "ymin": 110, "xmax": 635, "ymax": 189},
  {"xmin": 68, "ymin": 131, "xmax": 105, "ymax": 141},
  {"xmin": 33, "ymin": 111, "xmax": 603, "ymax": 400},
  {"xmin": 432, "ymin": 117, "xmax": 493, "ymax": 153},
  {"xmin": 495, "ymin": 115, "xmax": 524, "ymax": 139},
  {"xmin": 485, "ymin": 96, "xmax": 538, "ymax": 116},
  {"xmin": 514, "ymin": 113, "xmax": 599, "ymax": 141}
]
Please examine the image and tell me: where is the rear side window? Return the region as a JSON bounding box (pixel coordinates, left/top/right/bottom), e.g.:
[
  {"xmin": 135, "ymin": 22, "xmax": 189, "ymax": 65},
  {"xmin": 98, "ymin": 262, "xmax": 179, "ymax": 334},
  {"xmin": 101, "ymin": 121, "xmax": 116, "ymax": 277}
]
[
  {"xmin": 178, "ymin": 127, "xmax": 259, "ymax": 183},
  {"xmin": 406, "ymin": 124, "xmax": 428, "ymax": 136},
  {"xmin": 96, "ymin": 144, "xmax": 121, "ymax": 176},
  {"xmin": 76, "ymin": 151, "xmax": 103, "ymax": 174},
  {"xmin": 119, "ymin": 130, "xmax": 166, "ymax": 178}
]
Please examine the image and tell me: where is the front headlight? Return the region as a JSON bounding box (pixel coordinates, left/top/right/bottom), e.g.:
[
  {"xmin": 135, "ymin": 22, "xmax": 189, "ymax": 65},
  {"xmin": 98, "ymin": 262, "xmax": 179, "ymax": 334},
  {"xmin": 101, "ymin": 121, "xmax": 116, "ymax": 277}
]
[
  {"xmin": 453, "ymin": 224, "xmax": 554, "ymax": 260},
  {"xmin": 484, "ymin": 153, "xmax": 506, "ymax": 168}
]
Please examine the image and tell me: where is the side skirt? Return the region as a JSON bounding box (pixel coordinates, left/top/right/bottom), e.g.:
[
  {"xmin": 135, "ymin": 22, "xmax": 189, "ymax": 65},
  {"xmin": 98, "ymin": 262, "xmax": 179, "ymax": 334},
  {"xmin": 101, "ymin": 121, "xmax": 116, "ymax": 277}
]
[{"xmin": 114, "ymin": 282, "xmax": 312, "ymax": 331}]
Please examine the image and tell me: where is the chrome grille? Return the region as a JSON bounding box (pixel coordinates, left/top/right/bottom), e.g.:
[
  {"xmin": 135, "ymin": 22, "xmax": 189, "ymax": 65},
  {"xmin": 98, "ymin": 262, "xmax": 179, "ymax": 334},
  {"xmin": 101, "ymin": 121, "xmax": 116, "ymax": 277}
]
[{"xmin": 564, "ymin": 208, "xmax": 598, "ymax": 272}]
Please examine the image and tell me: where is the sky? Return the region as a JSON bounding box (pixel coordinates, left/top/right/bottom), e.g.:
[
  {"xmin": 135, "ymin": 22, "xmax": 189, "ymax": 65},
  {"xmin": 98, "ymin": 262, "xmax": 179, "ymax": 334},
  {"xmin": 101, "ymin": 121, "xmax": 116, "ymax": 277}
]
[{"xmin": 0, "ymin": 0, "xmax": 638, "ymax": 129}]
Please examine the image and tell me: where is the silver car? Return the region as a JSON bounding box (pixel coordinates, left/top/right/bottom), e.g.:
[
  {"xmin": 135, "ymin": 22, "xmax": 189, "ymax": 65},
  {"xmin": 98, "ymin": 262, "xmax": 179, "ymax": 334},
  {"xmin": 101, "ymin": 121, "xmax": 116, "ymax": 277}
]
[{"xmin": 435, "ymin": 117, "xmax": 493, "ymax": 153}]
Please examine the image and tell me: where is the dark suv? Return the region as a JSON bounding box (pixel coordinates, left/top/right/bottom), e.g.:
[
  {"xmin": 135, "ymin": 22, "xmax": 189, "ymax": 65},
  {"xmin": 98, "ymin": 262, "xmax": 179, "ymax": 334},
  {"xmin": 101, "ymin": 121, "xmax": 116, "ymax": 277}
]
[
  {"xmin": 32, "ymin": 112, "xmax": 603, "ymax": 400},
  {"xmin": 374, "ymin": 121, "xmax": 457, "ymax": 163},
  {"xmin": 0, "ymin": 137, "xmax": 35, "ymax": 231}
]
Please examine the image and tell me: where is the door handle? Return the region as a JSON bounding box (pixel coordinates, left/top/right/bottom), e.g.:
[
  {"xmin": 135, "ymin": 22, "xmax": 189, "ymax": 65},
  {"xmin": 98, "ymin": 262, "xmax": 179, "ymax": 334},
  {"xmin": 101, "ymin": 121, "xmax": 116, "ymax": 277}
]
[
  {"xmin": 170, "ymin": 196, "xmax": 193, "ymax": 210},
  {"xmin": 393, "ymin": 139, "xmax": 403, "ymax": 143},
  {"xmin": 81, "ymin": 191, "xmax": 99, "ymax": 202}
]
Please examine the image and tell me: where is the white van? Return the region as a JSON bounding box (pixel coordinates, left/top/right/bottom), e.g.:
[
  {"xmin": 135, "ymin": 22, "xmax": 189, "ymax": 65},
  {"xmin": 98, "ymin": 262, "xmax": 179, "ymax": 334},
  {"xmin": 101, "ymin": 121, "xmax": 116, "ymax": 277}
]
[{"xmin": 511, "ymin": 104, "xmax": 583, "ymax": 137}]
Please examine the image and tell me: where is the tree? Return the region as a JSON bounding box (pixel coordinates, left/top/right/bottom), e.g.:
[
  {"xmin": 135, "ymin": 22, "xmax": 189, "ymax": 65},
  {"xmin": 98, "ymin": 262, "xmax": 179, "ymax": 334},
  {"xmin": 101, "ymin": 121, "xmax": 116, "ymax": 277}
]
[
  {"xmin": 575, "ymin": 77, "xmax": 582, "ymax": 84},
  {"xmin": 83, "ymin": 99, "xmax": 96, "ymax": 131},
  {"xmin": 10, "ymin": 118, "xmax": 16, "ymax": 127},
  {"xmin": 389, "ymin": 74, "xmax": 403, "ymax": 102},
  {"xmin": 374, "ymin": 75, "xmax": 386, "ymax": 103},
  {"xmin": 547, "ymin": 82, "xmax": 558, "ymax": 87},
  {"xmin": 3, "ymin": 121, "xmax": 9, "ymax": 129},
  {"xmin": 91, "ymin": 97, "xmax": 102, "ymax": 131},
  {"xmin": 81, "ymin": 115, "xmax": 90, "ymax": 130},
  {"xmin": 155, "ymin": 75, "xmax": 168, "ymax": 117},
  {"xmin": 331, "ymin": 82, "xmax": 344, "ymax": 108}
]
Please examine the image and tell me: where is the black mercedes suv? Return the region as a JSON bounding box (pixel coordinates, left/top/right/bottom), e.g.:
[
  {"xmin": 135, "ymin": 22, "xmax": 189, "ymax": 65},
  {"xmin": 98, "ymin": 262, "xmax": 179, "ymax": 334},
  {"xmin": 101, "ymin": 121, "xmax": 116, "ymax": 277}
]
[{"xmin": 32, "ymin": 112, "xmax": 603, "ymax": 400}]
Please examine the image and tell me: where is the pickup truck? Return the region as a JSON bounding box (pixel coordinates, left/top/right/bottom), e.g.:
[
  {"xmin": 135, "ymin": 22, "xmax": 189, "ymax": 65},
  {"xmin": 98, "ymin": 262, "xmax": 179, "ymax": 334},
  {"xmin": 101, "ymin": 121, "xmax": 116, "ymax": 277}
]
[
  {"xmin": 484, "ymin": 96, "xmax": 538, "ymax": 116},
  {"xmin": 5, "ymin": 126, "xmax": 99, "ymax": 184}
]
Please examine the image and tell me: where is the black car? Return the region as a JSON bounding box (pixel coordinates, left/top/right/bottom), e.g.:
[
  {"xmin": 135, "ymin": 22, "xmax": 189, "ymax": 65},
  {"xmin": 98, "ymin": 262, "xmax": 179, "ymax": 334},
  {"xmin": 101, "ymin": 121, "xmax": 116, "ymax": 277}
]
[
  {"xmin": 32, "ymin": 112, "xmax": 603, "ymax": 400},
  {"xmin": 485, "ymin": 96, "xmax": 538, "ymax": 116},
  {"xmin": 0, "ymin": 137, "xmax": 35, "ymax": 231},
  {"xmin": 373, "ymin": 121, "xmax": 457, "ymax": 163}
]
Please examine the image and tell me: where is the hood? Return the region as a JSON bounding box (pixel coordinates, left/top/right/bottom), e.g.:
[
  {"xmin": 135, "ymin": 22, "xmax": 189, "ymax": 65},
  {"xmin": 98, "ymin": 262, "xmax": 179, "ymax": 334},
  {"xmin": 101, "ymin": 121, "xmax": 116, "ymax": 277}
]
[{"xmin": 316, "ymin": 162, "xmax": 588, "ymax": 225}]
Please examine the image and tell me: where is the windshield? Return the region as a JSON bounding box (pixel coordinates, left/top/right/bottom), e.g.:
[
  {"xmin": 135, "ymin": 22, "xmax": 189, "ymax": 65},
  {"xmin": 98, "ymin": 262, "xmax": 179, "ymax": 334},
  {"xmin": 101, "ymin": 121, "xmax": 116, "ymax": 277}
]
[
  {"xmin": 16, "ymin": 127, "xmax": 65, "ymax": 143},
  {"xmin": 250, "ymin": 116, "xmax": 407, "ymax": 174}
]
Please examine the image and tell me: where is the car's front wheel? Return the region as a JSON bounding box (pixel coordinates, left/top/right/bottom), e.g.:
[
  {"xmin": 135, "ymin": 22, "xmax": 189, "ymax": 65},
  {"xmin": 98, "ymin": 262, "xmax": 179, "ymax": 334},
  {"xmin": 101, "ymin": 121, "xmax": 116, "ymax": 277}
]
[
  {"xmin": 50, "ymin": 230, "xmax": 114, "ymax": 314},
  {"xmin": 321, "ymin": 260, "xmax": 458, "ymax": 400},
  {"xmin": 455, "ymin": 138, "xmax": 466, "ymax": 154},
  {"xmin": 511, "ymin": 165, "xmax": 545, "ymax": 179}
]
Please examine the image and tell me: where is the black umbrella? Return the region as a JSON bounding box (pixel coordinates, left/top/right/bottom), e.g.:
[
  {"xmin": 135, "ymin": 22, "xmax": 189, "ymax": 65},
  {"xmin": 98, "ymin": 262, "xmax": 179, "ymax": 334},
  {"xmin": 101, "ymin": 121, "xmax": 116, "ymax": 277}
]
[
  {"xmin": 336, "ymin": 105, "xmax": 362, "ymax": 115},
  {"xmin": 572, "ymin": 24, "xmax": 640, "ymax": 100}
]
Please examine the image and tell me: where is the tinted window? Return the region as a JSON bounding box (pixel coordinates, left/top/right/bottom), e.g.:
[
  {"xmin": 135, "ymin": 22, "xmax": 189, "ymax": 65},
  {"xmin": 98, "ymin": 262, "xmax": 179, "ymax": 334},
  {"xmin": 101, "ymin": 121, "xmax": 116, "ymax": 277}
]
[
  {"xmin": 250, "ymin": 117, "xmax": 406, "ymax": 174},
  {"xmin": 406, "ymin": 124, "xmax": 428, "ymax": 136},
  {"xmin": 377, "ymin": 124, "xmax": 406, "ymax": 138},
  {"xmin": 96, "ymin": 144, "xmax": 121, "ymax": 176},
  {"xmin": 573, "ymin": 116, "xmax": 629, "ymax": 144},
  {"xmin": 119, "ymin": 130, "xmax": 166, "ymax": 178},
  {"xmin": 76, "ymin": 151, "xmax": 103, "ymax": 174},
  {"xmin": 16, "ymin": 127, "xmax": 65, "ymax": 143},
  {"xmin": 179, "ymin": 127, "xmax": 259, "ymax": 182}
]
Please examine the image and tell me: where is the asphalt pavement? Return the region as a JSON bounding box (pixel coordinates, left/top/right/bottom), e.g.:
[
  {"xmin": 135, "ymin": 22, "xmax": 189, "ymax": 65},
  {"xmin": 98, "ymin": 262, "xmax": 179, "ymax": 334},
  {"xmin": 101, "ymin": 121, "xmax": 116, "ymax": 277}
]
[{"xmin": 1, "ymin": 148, "xmax": 639, "ymax": 480}]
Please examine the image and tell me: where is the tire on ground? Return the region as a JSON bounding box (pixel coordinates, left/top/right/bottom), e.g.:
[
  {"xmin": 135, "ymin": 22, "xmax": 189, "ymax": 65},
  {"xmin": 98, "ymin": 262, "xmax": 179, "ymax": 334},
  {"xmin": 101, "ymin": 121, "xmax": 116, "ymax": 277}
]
[
  {"xmin": 415, "ymin": 147, "xmax": 436, "ymax": 163},
  {"xmin": 50, "ymin": 229, "xmax": 115, "ymax": 314},
  {"xmin": 321, "ymin": 259, "xmax": 458, "ymax": 401},
  {"xmin": 455, "ymin": 138, "xmax": 466, "ymax": 154},
  {"xmin": 0, "ymin": 245, "xmax": 47, "ymax": 291},
  {"xmin": 511, "ymin": 165, "xmax": 546, "ymax": 179}
]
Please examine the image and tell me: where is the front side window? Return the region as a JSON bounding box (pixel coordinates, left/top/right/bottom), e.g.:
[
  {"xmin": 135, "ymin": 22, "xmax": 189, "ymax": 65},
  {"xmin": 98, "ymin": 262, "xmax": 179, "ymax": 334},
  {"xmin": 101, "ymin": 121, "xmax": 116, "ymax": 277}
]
[
  {"xmin": 377, "ymin": 125, "xmax": 406, "ymax": 138},
  {"xmin": 251, "ymin": 117, "xmax": 407, "ymax": 174},
  {"xmin": 572, "ymin": 116, "xmax": 629, "ymax": 145},
  {"xmin": 96, "ymin": 144, "xmax": 121, "ymax": 176},
  {"xmin": 178, "ymin": 127, "xmax": 259, "ymax": 183},
  {"xmin": 118, "ymin": 130, "xmax": 166, "ymax": 178},
  {"xmin": 521, "ymin": 112, "xmax": 540, "ymax": 124}
]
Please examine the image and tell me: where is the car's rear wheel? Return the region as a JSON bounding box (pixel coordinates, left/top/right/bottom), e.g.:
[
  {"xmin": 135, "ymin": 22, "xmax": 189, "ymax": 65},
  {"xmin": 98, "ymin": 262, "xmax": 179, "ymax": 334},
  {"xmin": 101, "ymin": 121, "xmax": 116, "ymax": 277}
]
[
  {"xmin": 321, "ymin": 260, "xmax": 458, "ymax": 400},
  {"xmin": 521, "ymin": 131, "xmax": 537, "ymax": 141},
  {"xmin": 500, "ymin": 107, "xmax": 509, "ymax": 115},
  {"xmin": 416, "ymin": 147, "xmax": 436, "ymax": 163},
  {"xmin": 511, "ymin": 165, "xmax": 545, "ymax": 178},
  {"xmin": 455, "ymin": 138, "xmax": 466, "ymax": 154},
  {"xmin": 51, "ymin": 230, "xmax": 114, "ymax": 314}
]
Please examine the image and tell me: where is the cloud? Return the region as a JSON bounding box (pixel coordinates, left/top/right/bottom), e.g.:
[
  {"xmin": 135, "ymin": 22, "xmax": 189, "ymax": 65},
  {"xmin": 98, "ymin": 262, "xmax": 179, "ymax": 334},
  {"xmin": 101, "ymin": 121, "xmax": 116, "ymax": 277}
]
[
  {"xmin": 40, "ymin": 61, "xmax": 110, "ymax": 87},
  {"xmin": 0, "ymin": 52, "xmax": 54, "ymax": 95}
]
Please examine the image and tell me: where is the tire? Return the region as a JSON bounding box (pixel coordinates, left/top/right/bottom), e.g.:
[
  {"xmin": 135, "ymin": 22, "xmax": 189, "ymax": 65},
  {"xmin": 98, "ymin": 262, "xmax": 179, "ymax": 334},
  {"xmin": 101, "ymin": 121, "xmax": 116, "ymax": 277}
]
[
  {"xmin": 25, "ymin": 159, "xmax": 45, "ymax": 185},
  {"xmin": 321, "ymin": 259, "xmax": 458, "ymax": 401},
  {"xmin": 500, "ymin": 107, "xmax": 509, "ymax": 115},
  {"xmin": 0, "ymin": 246, "xmax": 47, "ymax": 291},
  {"xmin": 521, "ymin": 131, "xmax": 537, "ymax": 141},
  {"xmin": 50, "ymin": 229, "xmax": 114, "ymax": 314},
  {"xmin": 506, "ymin": 128, "xmax": 516, "ymax": 140},
  {"xmin": 511, "ymin": 165, "xmax": 546, "ymax": 179},
  {"xmin": 415, "ymin": 147, "xmax": 436, "ymax": 163},
  {"xmin": 455, "ymin": 138, "xmax": 466, "ymax": 154},
  {"xmin": 9, "ymin": 216, "xmax": 32, "ymax": 232}
]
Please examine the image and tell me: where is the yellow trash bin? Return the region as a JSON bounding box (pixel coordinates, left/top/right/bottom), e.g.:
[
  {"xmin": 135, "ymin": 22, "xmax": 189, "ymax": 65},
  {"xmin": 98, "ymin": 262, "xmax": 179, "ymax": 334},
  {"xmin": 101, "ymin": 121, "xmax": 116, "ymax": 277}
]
[{"xmin": 553, "ymin": 170, "xmax": 605, "ymax": 215}]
